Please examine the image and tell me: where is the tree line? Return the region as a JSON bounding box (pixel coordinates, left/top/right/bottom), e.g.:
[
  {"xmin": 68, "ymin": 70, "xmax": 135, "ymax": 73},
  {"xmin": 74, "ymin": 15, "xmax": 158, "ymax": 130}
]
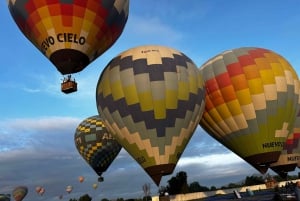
[
  {"xmin": 158, "ymin": 171, "xmax": 299, "ymax": 196},
  {"xmin": 68, "ymin": 171, "xmax": 298, "ymax": 201}
]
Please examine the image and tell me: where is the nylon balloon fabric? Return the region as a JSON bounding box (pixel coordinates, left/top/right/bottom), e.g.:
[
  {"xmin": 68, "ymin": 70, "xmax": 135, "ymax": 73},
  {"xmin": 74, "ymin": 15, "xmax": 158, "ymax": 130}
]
[
  {"xmin": 199, "ymin": 47, "xmax": 299, "ymax": 174},
  {"xmin": 74, "ymin": 115, "xmax": 122, "ymax": 178},
  {"xmin": 96, "ymin": 45, "xmax": 206, "ymax": 185},
  {"xmin": 7, "ymin": 0, "xmax": 129, "ymax": 75}
]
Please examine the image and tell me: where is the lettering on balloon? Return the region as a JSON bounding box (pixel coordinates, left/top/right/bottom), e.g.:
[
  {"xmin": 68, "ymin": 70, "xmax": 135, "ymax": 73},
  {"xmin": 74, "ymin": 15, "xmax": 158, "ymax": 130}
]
[
  {"xmin": 102, "ymin": 133, "xmax": 114, "ymax": 140},
  {"xmin": 40, "ymin": 33, "xmax": 86, "ymax": 54},
  {"xmin": 262, "ymin": 141, "xmax": 284, "ymax": 149},
  {"xmin": 141, "ymin": 49, "xmax": 159, "ymax": 54},
  {"xmin": 287, "ymin": 155, "xmax": 300, "ymax": 161}
]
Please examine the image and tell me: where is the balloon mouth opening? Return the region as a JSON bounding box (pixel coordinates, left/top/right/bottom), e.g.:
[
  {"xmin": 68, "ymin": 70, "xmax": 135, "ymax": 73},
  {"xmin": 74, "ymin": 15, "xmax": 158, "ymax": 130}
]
[
  {"xmin": 270, "ymin": 163, "xmax": 297, "ymax": 174},
  {"xmin": 144, "ymin": 164, "xmax": 176, "ymax": 186},
  {"xmin": 50, "ymin": 49, "xmax": 90, "ymax": 75},
  {"xmin": 245, "ymin": 151, "xmax": 281, "ymax": 174}
]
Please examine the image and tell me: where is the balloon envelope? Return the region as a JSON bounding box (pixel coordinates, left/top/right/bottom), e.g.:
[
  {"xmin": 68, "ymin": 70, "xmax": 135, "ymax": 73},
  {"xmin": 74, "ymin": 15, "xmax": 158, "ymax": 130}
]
[
  {"xmin": 96, "ymin": 45, "xmax": 206, "ymax": 185},
  {"xmin": 12, "ymin": 186, "xmax": 28, "ymax": 201},
  {"xmin": 199, "ymin": 47, "xmax": 299, "ymax": 173},
  {"xmin": 78, "ymin": 176, "xmax": 84, "ymax": 183},
  {"xmin": 66, "ymin": 185, "xmax": 73, "ymax": 194},
  {"xmin": 74, "ymin": 115, "xmax": 122, "ymax": 179},
  {"xmin": 7, "ymin": 0, "xmax": 129, "ymax": 75},
  {"xmin": 0, "ymin": 194, "xmax": 10, "ymax": 201}
]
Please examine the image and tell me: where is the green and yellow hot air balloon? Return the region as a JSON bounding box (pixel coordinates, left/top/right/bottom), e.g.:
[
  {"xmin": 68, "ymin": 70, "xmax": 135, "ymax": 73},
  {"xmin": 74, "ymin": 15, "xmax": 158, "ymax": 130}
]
[
  {"xmin": 96, "ymin": 45, "xmax": 206, "ymax": 185},
  {"xmin": 199, "ymin": 47, "xmax": 299, "ymax": 174},
  {"xmin": 74, "ymin": 115, "xmax": 122, "ymax": 182}
]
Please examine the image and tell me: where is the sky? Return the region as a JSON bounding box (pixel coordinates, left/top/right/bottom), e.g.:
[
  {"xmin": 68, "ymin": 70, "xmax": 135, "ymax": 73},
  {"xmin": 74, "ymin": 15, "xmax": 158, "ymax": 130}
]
[{"xmin": 1, "ymin": 0, "xmax": 300, "ymax": 200}]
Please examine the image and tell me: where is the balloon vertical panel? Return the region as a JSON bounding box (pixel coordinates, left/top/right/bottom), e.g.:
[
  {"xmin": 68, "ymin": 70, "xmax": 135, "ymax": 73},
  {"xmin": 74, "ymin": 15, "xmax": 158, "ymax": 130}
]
[
  {"xmin": 199, "ymin": 47, "xmax": 299, "ymax": 172},
  {"xmin": 8, "ymin": 0, "xmax": 129, "ymax": 74},
  {"xmin": 96, "ymin": 45, "xmax": 206, "ymax": 185}
]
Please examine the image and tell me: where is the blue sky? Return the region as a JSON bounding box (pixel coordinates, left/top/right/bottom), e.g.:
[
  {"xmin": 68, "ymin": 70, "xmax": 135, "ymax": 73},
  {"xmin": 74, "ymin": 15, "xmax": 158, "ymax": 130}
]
[{"xmin": 1, "ymin": 0, "xmax": 300, "ymax": 200}]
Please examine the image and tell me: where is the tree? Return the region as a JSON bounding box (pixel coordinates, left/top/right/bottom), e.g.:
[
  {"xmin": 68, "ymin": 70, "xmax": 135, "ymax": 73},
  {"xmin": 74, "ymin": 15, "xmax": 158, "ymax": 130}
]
[
  {"xmin": 189, "ymin": 181, "xmax": 209, "ymax": 192},
  {"xmin": 244, "ymin": 175, "xmax": 265, "ymax": 186},
  {"xmin": 79, "ymin": 194, "xmax": 91, "ymax": 201},
  {"xmin": 167, "ymin": 171, "xmax": 189, "ymax": 195}
]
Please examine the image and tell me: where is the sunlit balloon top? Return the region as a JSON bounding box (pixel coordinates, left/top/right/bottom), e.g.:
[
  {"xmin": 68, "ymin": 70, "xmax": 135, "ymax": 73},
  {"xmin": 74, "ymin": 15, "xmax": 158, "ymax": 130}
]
[
  {"xmin": 199, "ymin": 47, "xmax": 299, "ymax": 173},
  {"xmin": 96, "ymin": 45, "xmax": 206, "ymax": 185},
  {"xmin": 7, "ymin": 0, "xmax": 129, "ymax": 75}
]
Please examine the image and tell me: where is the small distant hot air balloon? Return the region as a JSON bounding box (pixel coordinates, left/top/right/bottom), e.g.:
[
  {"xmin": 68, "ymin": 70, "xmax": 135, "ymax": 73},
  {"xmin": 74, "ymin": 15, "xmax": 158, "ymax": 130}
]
[
  {"xmin": 35, "ymin": 186, "xmax": 42, "ymax": 194},
  {"xmin": 74, "ymin": 115, "xmax": 122, "ymax": 182},
  {"xmin": 35, "ymin": 186, "xmax": 45, "ymax": 196},
  {"xmin": 7, "ymin": 0, "xmax": 129, "ymax": 93},
  {"xmin": 92, "ymin": 183, "xmax": 98, "ymax": 190},
  {"xmin": 66, "ymin": 185, "xmax": 73, "ymax": 194},
  {"xmin": 39, "ymin": 187, "xmax": 45, "ymax": 196},
  {"xmin": 12, "ymin": 186, "xmax": 28, "ymax": 201},
  {"xmin": 96, "ymin": 45, "xmax": 206, "ymax": 185},
  {"xmin": 0, "ymin": 194, "xmax": 10, "ymax": 201},
  {"xmin": 199, "ymin": 47, "xmax": 299, "ymax": 174},
  {"xmin": 78, "ymin": 176, "xmax": 85, "ymax": 183}
]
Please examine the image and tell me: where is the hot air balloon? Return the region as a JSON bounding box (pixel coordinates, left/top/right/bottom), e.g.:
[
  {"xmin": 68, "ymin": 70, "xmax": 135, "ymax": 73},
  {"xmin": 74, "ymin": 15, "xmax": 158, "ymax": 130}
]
[
  {"xmin": 39, "ymin": 187, "xmax": 45, "ymax": 196},
  {"xmin": 66, "ymin": 185, "xmax": 73, "ymax": 194},
  {"xmin": 74, "ymin": 115, "xmax": 122, "ymax": 182},
  {"xmin": 7, "ymin": 0, "xmax": 129, "ymax": 94},
  {"xmin": 96, "ymin": 45, "xmax": 206, "ymax": 185},
  {"xmin": 12, "ymin": 186, "xmax": 28, "ymax": 201},
  {"xmin": 92, "ymin": 183, "xmax": 98, "ymax": 190},
  {"xmin": 35, "ymin": 186, "xmax": 45, "ymax": 196},
  {"xmin": 270, "ymin": 91, "xmax": 300, "ymax": 178},
  {"xmin": 35, "ymin": 186, "xmax": 42, "ymax": 194},
  {"xmin": 78, "ymin": 176, "xmax": 85, "ymax": 183},
  {"xmin": 199, "ymin": 47, "xmax": 299, "ymax": 174},
  {"xmin": 0, "ymin": 194, "xmax": 10, "ymax": 201}
]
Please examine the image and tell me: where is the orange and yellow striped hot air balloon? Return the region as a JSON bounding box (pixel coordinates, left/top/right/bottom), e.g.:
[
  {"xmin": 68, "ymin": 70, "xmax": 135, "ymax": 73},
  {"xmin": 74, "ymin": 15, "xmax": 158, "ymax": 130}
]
[
  {"xmin": 7, "ymin": 0, "xmax": 129, "ymax": 93},
  {"xmin": 199, "ymin": 47, "xmax": 299, "ymax": 174}
]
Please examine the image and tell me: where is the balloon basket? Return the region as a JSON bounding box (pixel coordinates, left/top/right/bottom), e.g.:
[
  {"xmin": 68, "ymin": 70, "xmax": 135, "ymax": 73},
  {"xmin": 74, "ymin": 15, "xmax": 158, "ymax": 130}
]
[
  {"xmin": 61, "ymin": 80, "xmax": 77, "ymax": 94},
  {"xmin": 98, "ymin": 177, "xmax": 104, "ymax": 182}
]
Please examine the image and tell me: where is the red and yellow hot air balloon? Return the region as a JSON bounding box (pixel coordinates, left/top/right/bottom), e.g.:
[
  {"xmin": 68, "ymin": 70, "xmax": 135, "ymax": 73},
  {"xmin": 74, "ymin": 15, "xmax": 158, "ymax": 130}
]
[
  {"xmin": 199, "ymin": 47, "xmax": 299, "ymax": 174},
  {"xmin": 12, "ymin": 186, "xmax": 28, "ymax": 201},
  {"xmin": 78, "ymin": 176, "xmax": 84, "ymax": 183},
  {"xmin": 96, "ymin": 45, "xmax": 206, "ymax": 185},
  {"xmin": 7, "ymin": 0, "xmax": 129, "ymax": 93}
]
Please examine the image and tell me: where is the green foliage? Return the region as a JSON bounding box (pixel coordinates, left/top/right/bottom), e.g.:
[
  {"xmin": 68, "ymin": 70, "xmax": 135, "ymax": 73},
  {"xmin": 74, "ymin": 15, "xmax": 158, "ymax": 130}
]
[
  {"xmin": 189, "ymin": 181, "xmax": 209, "ymax": 192},
  {"xmin": 79, "ymin": 194, "xmax": 92, "ymax": 201},
  {"xmin": 244, "ymin": 175, "xmax": 265, "ymax": 186},
  {"xmin": 167, "ymin": 171, "xmax": 189, "ymax": 195}
]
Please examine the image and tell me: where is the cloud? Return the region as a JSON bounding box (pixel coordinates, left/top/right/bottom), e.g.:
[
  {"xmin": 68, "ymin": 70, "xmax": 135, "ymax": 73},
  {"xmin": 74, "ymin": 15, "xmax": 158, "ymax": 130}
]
[{"xmin": 0, "ymin": 116, "xmax": 278, "ymax": 200}]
